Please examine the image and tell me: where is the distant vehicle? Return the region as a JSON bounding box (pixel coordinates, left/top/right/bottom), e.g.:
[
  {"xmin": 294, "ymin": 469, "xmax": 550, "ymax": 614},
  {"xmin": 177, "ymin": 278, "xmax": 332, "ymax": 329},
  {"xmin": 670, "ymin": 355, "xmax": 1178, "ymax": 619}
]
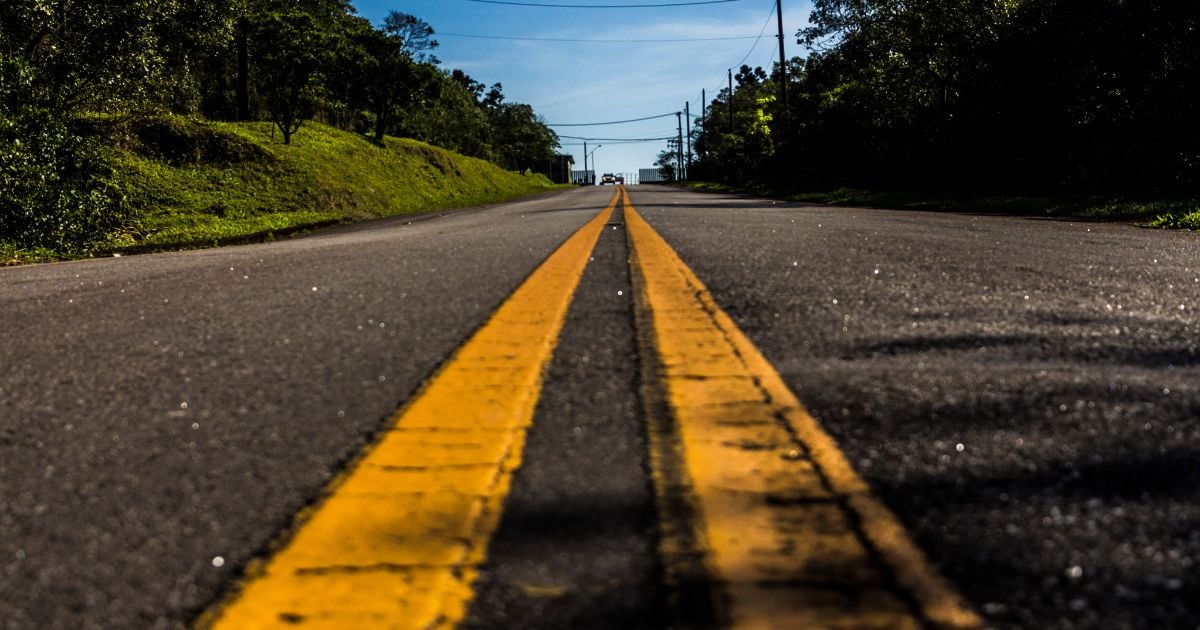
[{"xmin": 599, "ymin": 173, "xmax": 625, "ymax": 185}]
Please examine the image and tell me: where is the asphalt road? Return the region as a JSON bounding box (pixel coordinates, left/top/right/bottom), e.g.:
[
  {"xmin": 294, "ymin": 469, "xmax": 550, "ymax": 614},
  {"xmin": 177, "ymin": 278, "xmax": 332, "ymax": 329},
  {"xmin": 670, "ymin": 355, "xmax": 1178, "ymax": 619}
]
[
  {"xmin": 2, "ymin": 185, "xmax": 1198, "ymax": 628},
  {"xmin": 631, "ymin": 187, "xmax": 1200, "ymax": 629},
  {"xmin": 0, "ymin": 189, "xmax": 605, "ymax": 628},
  {"xmin": 464, "ymin": 202, "xmax": 665, "ymax": 629}
]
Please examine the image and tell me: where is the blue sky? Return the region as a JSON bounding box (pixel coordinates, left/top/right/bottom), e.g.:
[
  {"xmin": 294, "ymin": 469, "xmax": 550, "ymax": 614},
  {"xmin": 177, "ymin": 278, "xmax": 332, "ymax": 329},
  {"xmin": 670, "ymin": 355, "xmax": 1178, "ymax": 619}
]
[{"xmin": 350, "ymin": 0, "xmax": 813, "ymax": 176}]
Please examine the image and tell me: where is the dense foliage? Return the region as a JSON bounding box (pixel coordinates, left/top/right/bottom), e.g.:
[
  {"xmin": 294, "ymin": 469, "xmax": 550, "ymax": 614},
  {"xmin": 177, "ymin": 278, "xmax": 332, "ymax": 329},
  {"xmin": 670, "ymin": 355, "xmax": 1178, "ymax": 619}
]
[
  {"xmin": 0, "ymin": 0, "xmax": 558, "ymax": 250},
  {"xmin": 0, "ymin": 107, "xmax": 130, "ymax": 252},
  {"xmin": 689, "ymin": 0, "xmax": 1200, "ymax": 195}
]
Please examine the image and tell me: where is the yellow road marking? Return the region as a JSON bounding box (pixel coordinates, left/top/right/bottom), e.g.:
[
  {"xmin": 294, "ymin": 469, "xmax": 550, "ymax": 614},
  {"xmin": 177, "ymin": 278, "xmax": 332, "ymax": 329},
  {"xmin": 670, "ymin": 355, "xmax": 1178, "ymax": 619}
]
[
  {"xmin": 199, "ymin": 191, "xmax": 619, "ymax": 629},
  {"xmin": 624, "ymin": 190, "xmax": 982, "ymax": 629}
]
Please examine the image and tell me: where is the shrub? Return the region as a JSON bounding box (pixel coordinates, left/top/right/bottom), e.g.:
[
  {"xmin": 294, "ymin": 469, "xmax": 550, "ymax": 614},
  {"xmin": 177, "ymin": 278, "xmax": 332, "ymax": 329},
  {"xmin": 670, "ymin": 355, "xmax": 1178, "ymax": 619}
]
[{"xmin": 0, "ymin": 107, "xmax": 131, "ymax": 253}]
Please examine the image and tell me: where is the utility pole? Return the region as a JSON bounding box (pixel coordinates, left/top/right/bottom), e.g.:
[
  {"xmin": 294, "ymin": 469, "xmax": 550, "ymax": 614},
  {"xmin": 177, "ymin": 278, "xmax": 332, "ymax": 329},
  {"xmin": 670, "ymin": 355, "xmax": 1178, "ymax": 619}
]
[
  {"xmin": 676, "ymin": 111, "xmax": 684, "ymax": 182},
  {"xmin": 774, "ymin": 0, "xmax": 789, "ymax": 192},
  {"xmin": 728, "ymin": 69, "xmax": 735, "ymax": 133},
  {"xmin": 776, "ymin": 0, "xmax": 788, "ymax": 114},
  {"xmin": 582, "ymin": 141, "xmax": 588, "ymax": 185},
  {"xmin": 685, "ymin": 101, "xmax": 692, "ymax": 179}
]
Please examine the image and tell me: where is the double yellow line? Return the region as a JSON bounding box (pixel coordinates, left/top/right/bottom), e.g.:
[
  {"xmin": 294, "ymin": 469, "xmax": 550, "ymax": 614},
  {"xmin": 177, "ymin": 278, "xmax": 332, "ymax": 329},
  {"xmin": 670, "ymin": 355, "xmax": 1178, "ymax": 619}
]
[
  {"xmin": 624, "ymin": 188, "xmax": 978, "ymax": 629},
  {"xmin": 200, "ymin": 188, "xmax": 979, "ymax": 629}
]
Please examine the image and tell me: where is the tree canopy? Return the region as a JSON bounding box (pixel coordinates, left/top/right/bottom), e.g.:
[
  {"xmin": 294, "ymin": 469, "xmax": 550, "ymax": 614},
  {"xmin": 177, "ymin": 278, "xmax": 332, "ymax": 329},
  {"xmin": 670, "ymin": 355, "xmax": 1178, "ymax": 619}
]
[
  {"xmin": 0, "ymin": 2, "xmax": 557, "ymax": 160},
  {"xmin": 688, "ymin": 0, "xmax": 1200, "ymax": 194},
  {"xmin": 0, "ymin": 2, "xmax": 559, "ymax": 250}
]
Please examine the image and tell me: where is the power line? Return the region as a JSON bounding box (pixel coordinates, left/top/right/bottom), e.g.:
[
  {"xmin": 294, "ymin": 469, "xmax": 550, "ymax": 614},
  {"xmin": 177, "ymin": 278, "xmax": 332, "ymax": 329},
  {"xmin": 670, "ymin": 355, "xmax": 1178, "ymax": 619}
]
[
  {"xmin": 560, "ymin": 134, "xmax": 677, "ymax": 141},
  {"xmin": 561, "ymin": 139, "xmax": 674, "ymax": 146},
  {"xmin": 560, "ymin": 131, "xmax": 676, "ymax": 138},
  {"xmin": 687, "ymin": 0, "xmax": 772, "ymax": 123},
  {"xmin": 458, "ymin": 0, "xmax": 741, "ymax": 7},
  {"xmin": 561, "ymin": 136, "xmax": 678, "ymax": 142},
  {"xmin": 547, "ymin": 112, "xmax": 677, "ymax": 126},
  {"xmin": 440, "ymin": 32, "xmax": 760, "ymax": 43},
  {"xmin": 682, "ymin": 0, "xmax": 773, "ymax": 122},
  {"xmin": 734, "ymin": 0, "xmax": 776, "ymax": 69}
]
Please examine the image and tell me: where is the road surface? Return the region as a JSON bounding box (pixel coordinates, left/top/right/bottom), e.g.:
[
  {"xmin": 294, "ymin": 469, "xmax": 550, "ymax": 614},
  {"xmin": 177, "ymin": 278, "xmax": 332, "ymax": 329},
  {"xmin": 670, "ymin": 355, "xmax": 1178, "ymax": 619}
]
[{"xmin": 1, "ymin": 186, "xmax": 1197, "ymax": 628}]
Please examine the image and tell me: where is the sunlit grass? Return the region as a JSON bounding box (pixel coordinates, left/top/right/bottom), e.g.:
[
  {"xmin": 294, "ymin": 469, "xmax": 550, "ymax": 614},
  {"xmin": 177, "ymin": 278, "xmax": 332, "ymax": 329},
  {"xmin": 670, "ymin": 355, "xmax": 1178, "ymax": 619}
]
[
  {"xmin": 0, "ymin": 242, "xmax": 58, "ymax": 266},
  {"xmin": 2, "ymin": 116, "xmax": 562, "ymax": 265},
  {"xmin": 107, "ymin": 119, "xmax": 562, "ymax": 254},
  {"xmin": 1149, "ymin": 207, "xmax": 1200, "ymax": 230}
]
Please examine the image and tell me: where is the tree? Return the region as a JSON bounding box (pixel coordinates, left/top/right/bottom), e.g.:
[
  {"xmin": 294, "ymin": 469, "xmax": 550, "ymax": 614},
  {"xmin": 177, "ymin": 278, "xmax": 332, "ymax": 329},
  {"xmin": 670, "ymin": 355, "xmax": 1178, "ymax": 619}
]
[
  {"xmin": 2, "ymin": 3, "xmax": 569, "ymax": 252},
  {"xmin": 247, "ymin": 8, "xmax": 330, "ymax": 144},
  {"xmin": 655, "ymin": 145, "xmax": 679, "ymax": 181},
  {"xmin": 0, "ymin": 0, "xmax": 153, "ymax": 251},
  {"xmin": 488, "ymin": 102, "xmax": 557, "ymax": 172},
  {"xmin": 788, "ymin": 0, "xmax": 1200, "ymax": 192},
  {"xmin": 360, "ymin": 27, "xmax": 435, "ymax": 142},
  {"xmin": 0, "ymin": 106, "xmax": 130, "ymax": 252},
  {"xmin": 735, "ymin": 65, "xmax": 767, "ymax": 89},
  {"xmin": 450, "ymin": 69, "xmax": 486, "ymax": 102},
  {"xmin": 398, "ymin": 70, "xmax": 493, "ymax": 158},
  {"xmin": 382, "ymin": 11, "xmax": 439, "ymax": 64},
  {"xmin": 688, "ymin": 64, "xmax": 777, "ymax": 186},
  {"xmin": 482, "ymin": 83, "xmax": 505, "ymax": 110},
  {"xmin": 229, "ymin": 0, "xmax": 356, "ymax": 121},
  {"xmin": 153, "ymin": 0, "xmax": 237, "ymax": 114},
  {"xmin": 0, "ymin": 0, "xmax": 180, "ymax": 112}
]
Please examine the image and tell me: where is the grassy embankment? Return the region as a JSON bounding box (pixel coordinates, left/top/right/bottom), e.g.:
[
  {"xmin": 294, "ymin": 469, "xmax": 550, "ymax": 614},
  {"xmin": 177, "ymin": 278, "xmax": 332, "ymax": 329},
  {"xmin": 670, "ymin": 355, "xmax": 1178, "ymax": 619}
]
[
  {"xmin": 1, "ymin": 116, "xmax": 563, "ymax": 265},
  {"xmin": 678, "ymin": 181, "xmax": 1200, "ymax": 229}
]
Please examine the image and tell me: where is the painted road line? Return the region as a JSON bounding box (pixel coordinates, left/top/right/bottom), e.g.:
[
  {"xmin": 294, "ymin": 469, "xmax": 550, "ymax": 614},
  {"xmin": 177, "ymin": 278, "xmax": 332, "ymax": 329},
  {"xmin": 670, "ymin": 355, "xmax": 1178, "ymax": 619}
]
[
  {"xmin": 199, "ymin": 191, "xmax": 619, "ymax": 629},
  {"xmin": 624, "ymin": 190, "xmax": 982, "ymax": 629}
]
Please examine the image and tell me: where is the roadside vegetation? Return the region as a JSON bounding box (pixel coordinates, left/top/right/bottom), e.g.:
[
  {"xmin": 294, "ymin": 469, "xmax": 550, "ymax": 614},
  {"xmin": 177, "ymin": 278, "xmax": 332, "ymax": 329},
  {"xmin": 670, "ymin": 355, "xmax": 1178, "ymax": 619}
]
[
  {"xmin": 657, "ymin": 2, "xmax": 1199, "ymax": 229},
  {"xmin": 1, "ymin": 1, "xmax": 562, "ymax": 264},
  {"xmin": 678, "ymin": 182, "xmax": 1200, "ymax": 228},
  {"xmin": 112, "ymin": 115, "xmax": 556, "ymax": 254}
]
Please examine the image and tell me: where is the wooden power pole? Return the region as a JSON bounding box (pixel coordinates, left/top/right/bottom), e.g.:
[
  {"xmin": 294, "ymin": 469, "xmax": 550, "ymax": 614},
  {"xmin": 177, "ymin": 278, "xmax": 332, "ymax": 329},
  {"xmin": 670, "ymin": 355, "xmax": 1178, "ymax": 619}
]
[
  {"xmin": 728, "ymin": 69, "xmax": 735, "ymax": 133},
  {"xmin": 676, "ymin": 111, "xmax": 684, "ymax": 181},
  {"xmin": 685, "ymin": 101, "xmax": 692, "ymax": 178},
  {"xmin": 777, "ymin": 0, "xmax": 788, "ymax": 114}
]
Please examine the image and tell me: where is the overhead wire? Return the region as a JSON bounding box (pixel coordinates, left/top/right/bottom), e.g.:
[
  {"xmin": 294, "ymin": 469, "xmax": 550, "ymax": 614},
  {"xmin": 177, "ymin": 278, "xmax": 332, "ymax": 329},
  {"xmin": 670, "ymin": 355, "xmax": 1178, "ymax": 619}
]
[
  {"xmin": 560, "ymin": 130, "xmax": 677, "ymax": 137},
  {"xmin": 450, "ymin": 0, "xmax": 775, "ymax": 165},
  {"xmin": 680, "ymin": 0, "xmax": 778, "ymax": 162},
  {"xmin": 439, "ymin": 32, "xmax": 760, "ymax": 43},
  {"xmin": 546, "ymin": 112, "xmax": 677, "ymax": 126},
  {"xmin": 695, "ymin": 0, "xmax": 776, "ymax": 117},
  {"xmin": 681, "ymin": 0, "xmax": 776, "ymax": 130},
  {"xmin": 733, "ymin": 0, "xmax": 776, "ymax": 69},
  {"xmin": 560, "ymin": 138, "xmax": 675, "ymax": 145},
  {"xmin": 443, "ymin": 0, "xmax": 772, "ymax": 125},
  {"xmin": 559, "ymin": 134, "xmax": 678, "ymax": 141}
]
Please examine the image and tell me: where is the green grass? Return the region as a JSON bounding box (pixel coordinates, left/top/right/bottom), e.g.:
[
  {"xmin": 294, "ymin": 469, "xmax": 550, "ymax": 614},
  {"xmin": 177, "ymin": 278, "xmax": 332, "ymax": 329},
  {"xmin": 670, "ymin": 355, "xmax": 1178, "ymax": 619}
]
[
  {"xmin": 3, "ymin": 115, "xmax": 564, "ymax": 264},
  {"xmin": 0, "ymin": 242, "xmax": 58, "ymax": 266},
  {"xmin": 112, "ymin": 117, "xmax": 564, "ymax": 252},
  {"xmin": 1149, "ymin": 207, "xmax": 1200, "ymax": 230},
  {"xmin": 677, "ymin": 182, "xmax": 1200, "ymax": 229}
]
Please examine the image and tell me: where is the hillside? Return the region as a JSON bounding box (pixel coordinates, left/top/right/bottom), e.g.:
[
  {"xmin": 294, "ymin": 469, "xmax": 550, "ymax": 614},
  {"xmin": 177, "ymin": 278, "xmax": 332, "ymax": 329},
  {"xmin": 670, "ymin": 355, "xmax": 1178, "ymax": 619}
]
[{"xmin": 2, "ymin": 116, "xmax": 562, "ymax": 263}]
